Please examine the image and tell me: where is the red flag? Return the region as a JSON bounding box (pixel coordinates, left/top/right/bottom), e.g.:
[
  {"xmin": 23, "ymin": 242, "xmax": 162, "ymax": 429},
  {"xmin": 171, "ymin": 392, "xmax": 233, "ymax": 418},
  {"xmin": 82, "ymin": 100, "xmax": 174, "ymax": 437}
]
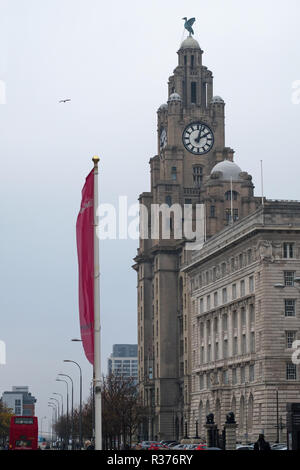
[{"xmin": 76, "ymin": 169, "xmax": 94, "ymax": 365}]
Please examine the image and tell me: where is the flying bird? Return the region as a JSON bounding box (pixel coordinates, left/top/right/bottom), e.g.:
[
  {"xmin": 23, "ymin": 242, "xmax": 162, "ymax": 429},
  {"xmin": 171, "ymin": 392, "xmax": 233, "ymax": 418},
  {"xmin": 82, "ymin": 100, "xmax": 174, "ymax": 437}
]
[
  {"xmin": 182, "ymin": 17, "xmax": 196, "ymax": 36},
  {"xmin": 59, "ymin": 99, "xmax": 71, "ymax": 103}
]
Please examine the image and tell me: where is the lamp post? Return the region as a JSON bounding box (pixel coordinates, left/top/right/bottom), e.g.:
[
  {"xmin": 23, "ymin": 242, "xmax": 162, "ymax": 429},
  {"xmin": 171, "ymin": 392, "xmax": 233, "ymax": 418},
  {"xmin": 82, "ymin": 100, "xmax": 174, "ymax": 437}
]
[
  {"xmin": 64, "ymin": 359, "xmax": 83, "ymax": 449},
  {"xmin": 58, "ymin": 373, "xmax": 74, "ymax": 449},
  {"xmin": 48, "ymin": 404, "xmax": 56, "ymax": 443},
  {"xmin": 41, "ymin": 416, "xmax": 47, "ymax": 440},
  {"xmin": 49, "ymin": 397, "xmax": 60, "ymax": 418},
  {"xmin": 56, "ymin": 379, "xmax": 69, "ymax": 448},
  {"xmin": 53, "ymin": 392, "xmax": 64, "ymax": 416}
]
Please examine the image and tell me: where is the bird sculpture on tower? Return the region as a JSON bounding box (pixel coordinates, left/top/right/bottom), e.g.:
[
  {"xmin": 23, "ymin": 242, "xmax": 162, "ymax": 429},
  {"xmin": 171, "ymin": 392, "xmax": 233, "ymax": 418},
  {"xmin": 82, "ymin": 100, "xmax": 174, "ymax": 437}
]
[{"xmin": 182, "ymin": 17, "xmax": 196, "ymax": 36}]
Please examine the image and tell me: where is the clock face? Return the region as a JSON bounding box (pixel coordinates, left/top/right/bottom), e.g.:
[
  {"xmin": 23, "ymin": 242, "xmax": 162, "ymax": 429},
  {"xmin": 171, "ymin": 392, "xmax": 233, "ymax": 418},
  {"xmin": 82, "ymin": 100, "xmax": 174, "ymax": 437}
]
[
  {"xmin": 160, "ymin": 128, "xmax": 167, "ymax": 150},
  {"xmin": 182, "ymin": 122, "xmax": 214, "ymax": 155}
]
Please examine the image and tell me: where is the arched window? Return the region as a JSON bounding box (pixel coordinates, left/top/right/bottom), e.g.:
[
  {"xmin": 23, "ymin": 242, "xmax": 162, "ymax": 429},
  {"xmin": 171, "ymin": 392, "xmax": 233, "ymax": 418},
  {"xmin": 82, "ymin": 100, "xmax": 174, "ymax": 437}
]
[
  {"xmin": 165, "ymin": 195, "xmax": 172, "ymax": 207},
  {"xmin": 225, "ymin": 190, "xmax": 238, "ymax": 201}
]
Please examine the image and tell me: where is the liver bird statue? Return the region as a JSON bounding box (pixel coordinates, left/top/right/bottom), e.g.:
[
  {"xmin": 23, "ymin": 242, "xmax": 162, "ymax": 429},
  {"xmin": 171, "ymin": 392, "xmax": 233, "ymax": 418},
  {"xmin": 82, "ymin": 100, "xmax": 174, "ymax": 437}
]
[{"xmin": 182, "ymin": 17, "xmax": 196, "ymax": 36}]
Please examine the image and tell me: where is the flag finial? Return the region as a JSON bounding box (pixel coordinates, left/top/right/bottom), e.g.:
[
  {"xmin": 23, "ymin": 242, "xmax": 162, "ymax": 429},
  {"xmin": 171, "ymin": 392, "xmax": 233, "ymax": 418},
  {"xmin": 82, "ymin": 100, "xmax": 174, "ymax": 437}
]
[{"xmin": 92, "ymin": 155, "xmax": 100, "ymax": 167}]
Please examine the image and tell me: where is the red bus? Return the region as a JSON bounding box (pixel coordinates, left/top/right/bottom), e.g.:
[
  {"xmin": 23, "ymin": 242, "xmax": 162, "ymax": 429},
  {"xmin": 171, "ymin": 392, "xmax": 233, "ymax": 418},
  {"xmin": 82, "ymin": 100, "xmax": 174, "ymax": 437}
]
[{"xmin": 9, "ymin": 416, "xmax": 38, "ymax": 450}]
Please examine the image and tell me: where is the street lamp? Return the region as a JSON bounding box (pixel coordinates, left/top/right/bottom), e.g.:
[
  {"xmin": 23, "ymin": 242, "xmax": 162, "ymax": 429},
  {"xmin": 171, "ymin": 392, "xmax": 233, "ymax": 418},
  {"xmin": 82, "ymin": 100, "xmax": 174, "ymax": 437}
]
[
  {"xmin": 58, "ymin": 373, "xmax": 74, "ymax": 449},
  {"xmin": 49, "ymin": 397, "xmax": 60, "ymax": 418},
  {"xmin": 56, "ymin": 378, "xmax": 69, "ymax": 447},
  {"xmin": 41, "ymin": 416, "xmax": 47, "ymax": 439},
  {"xmin": 64, "ymin": 359, "xmax": 83, "ymax": 449},
  {"xmin": 53, "ymin": 392, "xmax": 64, "ymax": 416},
  {"xmin": 48, "ymin": 404, "xmax": 57, "ymax": 443}
]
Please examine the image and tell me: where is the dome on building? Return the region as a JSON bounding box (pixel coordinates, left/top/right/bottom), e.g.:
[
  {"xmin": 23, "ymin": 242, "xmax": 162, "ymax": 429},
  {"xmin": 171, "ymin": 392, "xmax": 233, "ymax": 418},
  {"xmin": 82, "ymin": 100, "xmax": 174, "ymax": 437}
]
[
  {"xmin": 168, "ymin": 92, "xmax": 182, "ymax": 102},
  {"xmin": 180, "ymin": 36, "xmax": 200, "ymax": 50},
  {"xmin": 211, "ymin": 160, "xmax": 243, "ymax": 181},
  {"xmin": 158, "ymin": 103, "xmax": 168, "ymax": 111},
  {"xmin": 211, "ymin": 95, "xmax": 224, "ymax": 104}
]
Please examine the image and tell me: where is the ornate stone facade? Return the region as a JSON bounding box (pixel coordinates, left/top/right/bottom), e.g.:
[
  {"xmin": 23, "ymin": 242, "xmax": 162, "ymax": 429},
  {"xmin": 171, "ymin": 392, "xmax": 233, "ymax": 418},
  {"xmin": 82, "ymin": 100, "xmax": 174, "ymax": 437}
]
[{"xmin": 184, "ymin": 203, "xmax": 300, "ymax": 443}]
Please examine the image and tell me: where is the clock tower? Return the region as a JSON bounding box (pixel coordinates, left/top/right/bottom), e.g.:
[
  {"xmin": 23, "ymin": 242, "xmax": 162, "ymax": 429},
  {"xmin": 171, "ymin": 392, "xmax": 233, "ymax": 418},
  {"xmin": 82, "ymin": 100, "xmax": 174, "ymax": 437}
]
[{"xmin": 134, "ymin": 28, "xmax": 259, "ymax": 441}]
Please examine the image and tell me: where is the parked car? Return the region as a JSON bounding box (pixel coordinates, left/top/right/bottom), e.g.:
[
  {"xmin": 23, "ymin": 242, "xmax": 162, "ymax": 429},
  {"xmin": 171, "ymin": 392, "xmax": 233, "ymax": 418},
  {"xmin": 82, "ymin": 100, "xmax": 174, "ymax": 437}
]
[
  {"xmin": 236, "ymin": 444, "xmax": 254, "ymax": 450},
  {"xmin": 140, "ymin": 441, "xmax": 160, "ymax": 449},
  {"xmin": 271, "ymin": 443, "xmax": 287, "ymax": 450},
  {"xmin": 195, "ymin": 444, "xmax": 207, "ymax": 450}
]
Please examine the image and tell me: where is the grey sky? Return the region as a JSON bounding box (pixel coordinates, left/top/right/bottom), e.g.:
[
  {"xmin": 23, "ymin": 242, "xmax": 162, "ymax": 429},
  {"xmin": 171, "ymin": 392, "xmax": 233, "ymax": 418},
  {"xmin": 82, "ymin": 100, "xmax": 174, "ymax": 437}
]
[{"xmin": 0, "ymin": 0, "xmax": 300, "ymax": 434}]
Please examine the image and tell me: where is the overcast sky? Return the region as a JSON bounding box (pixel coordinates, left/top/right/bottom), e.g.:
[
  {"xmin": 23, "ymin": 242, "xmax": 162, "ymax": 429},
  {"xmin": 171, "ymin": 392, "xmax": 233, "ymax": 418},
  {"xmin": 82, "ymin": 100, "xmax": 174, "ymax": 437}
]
[{"xmin": 0, "ymin": 0, "xmax": 300, "ymax": 435}]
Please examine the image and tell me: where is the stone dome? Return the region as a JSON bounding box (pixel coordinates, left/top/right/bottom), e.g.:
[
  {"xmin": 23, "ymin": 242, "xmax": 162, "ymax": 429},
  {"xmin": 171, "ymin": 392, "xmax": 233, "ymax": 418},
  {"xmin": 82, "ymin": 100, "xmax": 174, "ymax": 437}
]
[
  {"xmin": 211, "ymin": 96, "xmax": 224, "ymax": 104},
  {"xmin": 180, "ymin": 36, "xmax": 200, "ymax": 50},
  {"xmin": 211, "ymin": 160, "xmax": 243, "ymax": 181},
  {"xmin": 168, "ymin": 92, "xmax": 182, "ymax": 102},
  {"xmin": 158, "ymin": 103, "xmax": 168, "ymax": 111}
]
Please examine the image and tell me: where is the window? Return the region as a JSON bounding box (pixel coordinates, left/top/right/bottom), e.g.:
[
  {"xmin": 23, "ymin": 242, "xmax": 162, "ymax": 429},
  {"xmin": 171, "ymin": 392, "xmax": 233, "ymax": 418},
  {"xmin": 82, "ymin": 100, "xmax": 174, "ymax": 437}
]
[
  {"xmin": 210, "ymin": 205, "xmax": 216, "ymax": 217},
  {"xmin": 207, "ymin": 344, "xmax": 211, "ymax": 362},
  {"xmin": 222, "ymin": 314, "xmax": 228, "ymax": 331},
  {"xmin": 225, "ymin": 190, "xmax": 238, "ymax": 201},
  {"xmin": 247, "ymin": 249, "xmax": 252, "ymax": 264},
  {"xmin": 214, "ymin": 292, "xmax": 218, "ymax": 307},
  {"xmin": 165, "ymin": 195, "xmax": 172, "ymax": 207},
  {"xmin": 285, "ymin": 299, "xmax": 296, "ymax": 317},
  {"xmin": 222, "ymin": 288, "xmax": 227, "ymax": 304},
  {"xmin": 283, "ymin": 243, "xmax": 294, "ymax": 259},
  {"xmin": 284, "ymin": 271, "xmax": 295, "ymax": 287},
  {"xmin": 191, "ymin": 82, "xmax": 197, "ymax": 103},
  {"xmin": 185, "ymin": 198, "xmax": 192, "ymax": 205},
  {"xmin": 233, "ymin": 336, "xmax": 238, "ymax": 355},
  {"xmin": 249, "ymin": 276, "xmax": 254, "ymax": 293},
  {"xmin": 286, "ymin": 363, "xmax": 297, "ymax": 380},
  {"xmin": 213, "ymin": 267, "xmax": 217, "ymax": 281},
  {"xmin": 171, "ymin": 167, "xmax": 177, "ymax": 181},
  {"xmin": 250, "ymin": 304, "xmax": 255, "ymax": 325},
  {"xmin": 233, "ymin": 311, "xmax": 237, "ymax": 328},
  {"xmin": 240, "ymin": 280, "xmax": 245, "ymax": 297},
  {"xmin": 286, "ymin": 331, "xmax": 296, "ymax": 349},
  {"xmin": 232, "ymin": 284, "xmax": 237, "ymax": 300},
  {"xmin": 242, "ymin": 334, "xmax": 247, "ymax": 354},
  {"xmin": 200, "ymin": 375, "xmax": 204, "ymax": 390},
  {"xmin": 241, "ymin": 307, "xmax": 246, "ymax": 326},
  {"xmin": 223, "ymin": 370, "xmax": 229, "ymax": 384},
  {"xmin": 221, "ymin": 263, "xmax": 226, "ymax": 276},
  {"xmin": 233, "ymin": 209, "xmax": 239, "ymax": 221},
  {"xmin": 249, "ymin": 364, "xmax": 255, "ymax": 382},
  {"xmin": 207, "ymin": 295, "xmax": 211, "ymax": 310},
  {"xmin": 232, "ymin": 368, "xmax": 237, "ymax": 385},
  {"xmin": 215, "ymin": 342, "xmax": 219, "ymax": 360},
  {"xmin": 240, "ymin": 366, "xmax": 245, "ymax": 383},
  {"xmin": 250, "ymin": 332, "xmax": 255, "ymax": 353},
  {"xmin": 239, "ymin": 254, "xmax": 243, "ymax": 269},
  {"xmin": 225, "ymin": 209, "xmax": 231, "ymax": 224},
  {"xmin": 193, "ymin": 166, "xmax": 203, "ymax": 187},
  {"xmin": 223, "ymin": 339, "xmax": 228, "ymax": 359},
  {"xmin": 191, "ymin": 55, "xmax": 194, "ymax": 68},
  {"xmin": 200, "ymin": 346, "xmax": 204, "ymax": 364}
]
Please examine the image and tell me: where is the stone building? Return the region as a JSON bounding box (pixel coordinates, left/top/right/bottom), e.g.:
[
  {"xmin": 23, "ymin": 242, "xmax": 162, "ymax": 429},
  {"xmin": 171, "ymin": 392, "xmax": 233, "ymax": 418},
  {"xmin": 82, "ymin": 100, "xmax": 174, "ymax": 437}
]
[
  {"xmin": 133, "ymin": 30, "xmax": 300, "ymax": 443},
  {"xmin": 183, "ymin": 202, "xmax": 300, "ymax": 443}
]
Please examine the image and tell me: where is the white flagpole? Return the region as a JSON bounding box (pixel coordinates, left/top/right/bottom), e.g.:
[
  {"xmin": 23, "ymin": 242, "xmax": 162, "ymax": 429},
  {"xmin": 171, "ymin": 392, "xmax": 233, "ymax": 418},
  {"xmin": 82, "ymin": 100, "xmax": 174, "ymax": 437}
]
[
  {"xmin": 93, "ymin": 155, "xmax": 102, "ymax": 450},
  {"xmin": 260, "ymin": 160, "xmax": 264, "ymax": 207}
]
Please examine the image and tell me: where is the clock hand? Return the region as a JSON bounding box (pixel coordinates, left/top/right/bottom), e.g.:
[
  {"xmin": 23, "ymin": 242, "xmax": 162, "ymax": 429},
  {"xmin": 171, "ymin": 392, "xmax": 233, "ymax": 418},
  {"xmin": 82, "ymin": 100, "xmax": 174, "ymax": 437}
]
[{"xmin": 195, "ymin": 125, "xmax": 203, "ymax": 143}]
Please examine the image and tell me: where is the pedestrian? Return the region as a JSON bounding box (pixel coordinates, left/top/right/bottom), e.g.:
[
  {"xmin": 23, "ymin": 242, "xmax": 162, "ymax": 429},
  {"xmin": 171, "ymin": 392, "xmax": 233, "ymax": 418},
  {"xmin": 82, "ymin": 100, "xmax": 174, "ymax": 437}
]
[
  {"xmin": 253, "ymin": 434, "xmax": 271, "ymax": 451},
  {"xmin": 85, "ymin": 440, "xmax": 95, "ymax": 450}
]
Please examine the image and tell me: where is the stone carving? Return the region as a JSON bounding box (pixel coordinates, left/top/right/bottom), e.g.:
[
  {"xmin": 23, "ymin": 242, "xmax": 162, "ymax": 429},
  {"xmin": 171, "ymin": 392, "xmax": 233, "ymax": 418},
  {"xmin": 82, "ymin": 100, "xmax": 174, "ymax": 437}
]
[
  {"xmin": 257, "ymin": 240, "xmax": 273, "ymax": 261},
  {"xmin": 226, "ymin": 412, "xmax": 236, "ymax": 424},
  {"xmin": 206, "ymin": 413, "xmax": 214, "ymax": 424}
]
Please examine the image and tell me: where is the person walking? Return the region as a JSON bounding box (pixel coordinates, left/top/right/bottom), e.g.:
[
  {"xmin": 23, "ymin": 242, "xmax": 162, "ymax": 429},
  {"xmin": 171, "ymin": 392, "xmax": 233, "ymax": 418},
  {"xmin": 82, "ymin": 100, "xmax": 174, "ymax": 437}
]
[{"xmin": 253, "ymin": 434, "xmax": 271, "ymax": 451}]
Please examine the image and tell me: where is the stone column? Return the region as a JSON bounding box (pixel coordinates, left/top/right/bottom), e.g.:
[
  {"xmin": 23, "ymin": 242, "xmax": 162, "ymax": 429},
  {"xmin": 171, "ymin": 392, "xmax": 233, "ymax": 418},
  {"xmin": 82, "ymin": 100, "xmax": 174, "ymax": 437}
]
[
  {"xmin": 224, "ymin": 413, "xmax": 237, "ymax": 450},
  {"xmin": 205, "ymin": 414, "xmax": 218, "ymax": 447}
]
